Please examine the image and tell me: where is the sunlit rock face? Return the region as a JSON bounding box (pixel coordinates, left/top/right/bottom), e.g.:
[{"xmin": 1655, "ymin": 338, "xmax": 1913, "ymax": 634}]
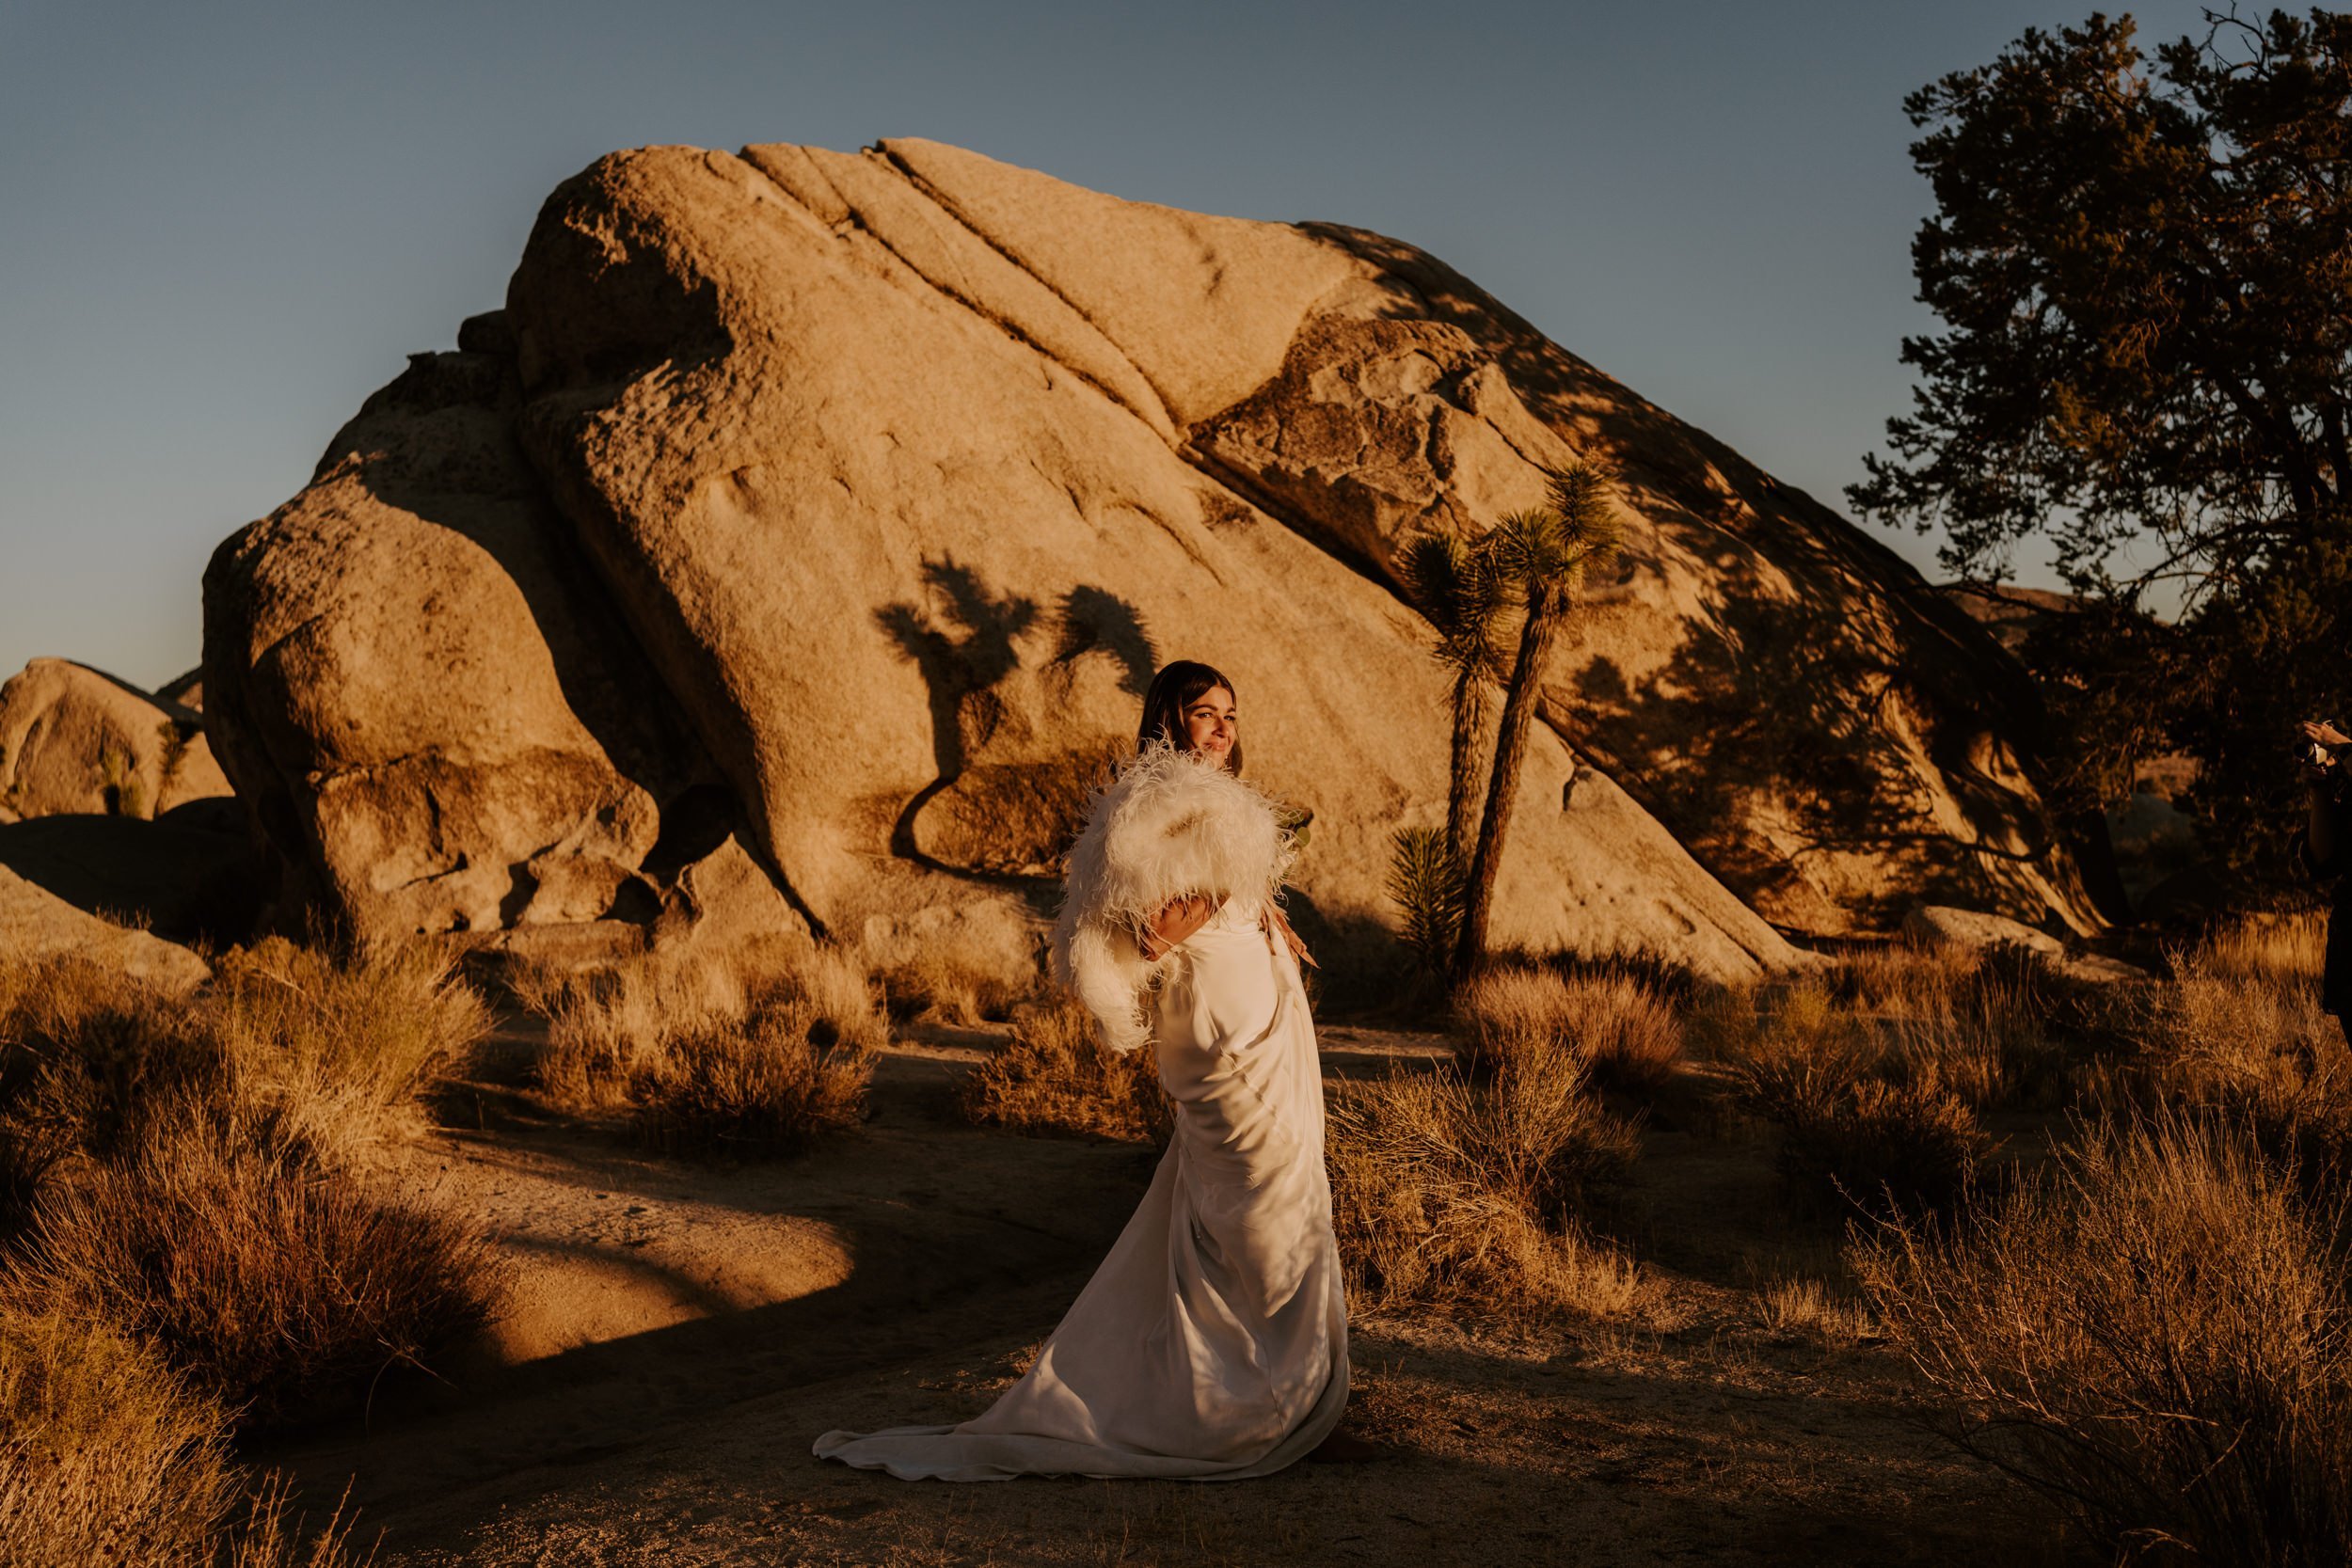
[
  {"xmin": 0, "ymin": 658, "xmax": 229, "ymax": 823},
  {"xmin": 200, "ymin": 138, "xmax": 2098, "ymax": 978}
]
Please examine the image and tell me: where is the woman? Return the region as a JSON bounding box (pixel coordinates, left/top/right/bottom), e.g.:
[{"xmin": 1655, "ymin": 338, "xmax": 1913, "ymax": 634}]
[{"xmin": 813, "ymin": 660, "xmax": 1350, "ymax": 1481}]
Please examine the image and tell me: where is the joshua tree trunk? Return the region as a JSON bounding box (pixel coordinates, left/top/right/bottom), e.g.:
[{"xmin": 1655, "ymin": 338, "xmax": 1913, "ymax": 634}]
[
  {"xmin": 1452, "ymin": 581, "xmax": 1568, "ymax": 982},
  {"xmin": 1444, "ymin": 672, "xmax": 1490, "ymax": 863}
]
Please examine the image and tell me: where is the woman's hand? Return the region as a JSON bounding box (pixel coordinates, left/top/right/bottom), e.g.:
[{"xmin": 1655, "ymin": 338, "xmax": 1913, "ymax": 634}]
[
  {"xmin": 1261, "ymin": 902, "xmax": 1317, "ymax": 969},
  {"xmin": 1138, "ymin": 894, "xmax": 1220, "ymax": 960},
  {"xmin": 2302, "ymin": 721, "xmax": 2348, "ymax": 798}
]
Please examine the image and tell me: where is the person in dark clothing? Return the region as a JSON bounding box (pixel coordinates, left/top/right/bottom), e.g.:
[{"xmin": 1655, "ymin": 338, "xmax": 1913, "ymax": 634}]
[{"xmin": 2301, "ymin": 720, "xmax": 2350, "ymax": 1031}]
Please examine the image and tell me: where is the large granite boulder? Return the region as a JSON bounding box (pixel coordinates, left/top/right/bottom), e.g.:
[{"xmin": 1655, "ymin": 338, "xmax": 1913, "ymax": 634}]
[
  {"xmin": 201, "ymin": 139, "xmax": 2103, "ymax": 981},
  {"xmin": 0, "ymin": 658, "xmax": 230, "ymax": 821}
]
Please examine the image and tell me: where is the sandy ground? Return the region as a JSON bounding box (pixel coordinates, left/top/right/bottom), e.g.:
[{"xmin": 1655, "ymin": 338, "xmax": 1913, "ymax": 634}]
[{"xmin": 253, "ymin": 1020, "xmax": 2068, "ymax": 1567}]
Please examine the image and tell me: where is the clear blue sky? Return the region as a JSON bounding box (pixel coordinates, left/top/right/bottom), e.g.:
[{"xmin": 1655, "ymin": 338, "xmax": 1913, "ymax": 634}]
[{"xmin": 0, "ymin": 0, "xmax": 2220, "ymax": 689}]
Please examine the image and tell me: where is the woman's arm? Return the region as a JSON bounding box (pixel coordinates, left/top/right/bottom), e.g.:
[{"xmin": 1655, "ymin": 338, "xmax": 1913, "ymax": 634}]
[
  {"xmin": 2303, "ymin": 721, "xmax": 2347, "ymax": 874},
  {"xmin": 1260, "ymin": 902, "xmax": 1317, "ymax": 969},
  {"xmin": 1137, "ymin": 894, "xmax": 1220, "ymax": 960}
]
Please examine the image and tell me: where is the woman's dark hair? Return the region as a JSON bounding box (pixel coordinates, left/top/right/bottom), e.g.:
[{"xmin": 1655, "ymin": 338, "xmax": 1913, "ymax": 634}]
[{"xmin": 1137, "ymin": 660, "xmax": 1242, "ymax": 774}]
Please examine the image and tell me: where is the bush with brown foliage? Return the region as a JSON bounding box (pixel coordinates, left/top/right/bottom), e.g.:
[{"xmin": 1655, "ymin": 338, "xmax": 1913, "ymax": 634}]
[
  {"xmin": 2110, "ymin": 914, "xmax": 2352, "ymax": 1193},
  {"xmin": 527, "ymin": 941, "xmax": 882, "ymax": 1158},
  {"xmin": 1852, "ymin": 1114, "xmax": 2352, "ymax": 1565},
  {"xmin": 0, "ymin": 939, "xmax": 499, "ymax": 1446},
  {"xmin": 1327, "ymin": 1026, "xmax": 1644, "ymax": 1320},
  {"xmin": 0, "ymin": 1296, "xmax": 377, "ymax": 1568},
  {"xmin": 0, "ymin": 938, "xmax": 488, "ymax": 1227},
  {"xmin": 866, "ymin": 948, "xmax": 1036, "ymax": 1028},
  {"xmin": 1455, "ymin": 962, "xmax": 1686, "ymax": 1099},
  {"xmin": 0, "ymin": 960, "xmax": 219, "ymax": 1228},
  {"xmin": 201, "ymin": 935, "xmax": 489, "ymax": 1160},
  {"xmin": 958, "ymin": 998, "xmax": 1171, "ymax": 1144},
  {"xmin": 6, "ymin": 1099, "xmax": 494, "ymax": 1427},
  {"xmin": 634, "ymin": 997, "xmax": 876, "ymax": 1157},
  {"xmin": 1697, "ymin": 966, "xmax": 2010, "ymax": 1217},
  {"xmin": 0, "ymin": 1303, "xmax": 230, "ymax": 1565}
]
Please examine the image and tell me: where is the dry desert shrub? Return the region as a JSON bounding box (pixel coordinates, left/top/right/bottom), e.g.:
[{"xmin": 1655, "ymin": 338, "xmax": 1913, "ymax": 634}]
[
  {"xmin": 1455, "ymin": 962, "xmax": 1685, "ymax": 1098},
  {"xmin": 0, "ymin": 1303, "xmax": 230, "ymax": 1565},
  {"xmin": 200, "ymin": 935, "xmax": 490, "ymax": 1161},
  {"xmin": 633, "ymin": 997, "xmax": 876, "ymax": 1157},
  {"xmin": 0, "ymin": 937, "xmax": 486, "ymax": 1226},
  {"xmin": 0, "ymin": 958, "xmax": 221, "ymax": 1228},
  {"xmin": 1699, "ymin": 978, "xmax": 1994, "ymax": 1216},
  {"xmin": 531, "ymin": 949, "xmax": 749, "ymax": 1107},
  {"xmin": 867, "ymin": 947, "xmax": 1035, "ymax": 1027},
  {"xmin": 1829, "ymin": 942, "xmax": 2089, "ymax": 1109},
  {"xmin": 6, "ymin": 1101, "xmax": 495, "ymax": 1427},
  {"xmin": 527, "ymin": 942, "xmax": 882, "ymax": 1156},
  {"xmin": 1851, "ymin": 1114, "xmax": 2352, "ymax": 1565},
  {"xmin": 2110, "ymin": 914, "xmax": 2351, "ymax": 1190},
  {"xmin": 2198, "ymin": 909, "xmax": 2328, "ymax": 987},
  {"xmin": 958, "ymin": 997, "xmax": 1172, "ymax": 1143},
  {"xmin": 1755, "ymin": 1274, "xmax": 1875, "ymax": 1341},
  {"xmin": 0, "ymin": 1307, "xmax": 371, "ymax": 1566},
  {"xmin": 1327, "ymin": 1029, "xmax": 1644, "ymax": 1320}
]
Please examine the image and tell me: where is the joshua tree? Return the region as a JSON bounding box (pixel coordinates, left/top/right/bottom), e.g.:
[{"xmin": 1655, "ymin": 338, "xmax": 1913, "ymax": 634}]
[
  {"xmin": 1452, "ymin": 462, "xmax": 1620, "ymax": 982},
  {"xmin": 1389, "ymin": 531, "xmax": 1509, "ymax": 974},
  {"xmin": 1398, "ymin": 532, "xmax": 1510, "ymax": 861}
]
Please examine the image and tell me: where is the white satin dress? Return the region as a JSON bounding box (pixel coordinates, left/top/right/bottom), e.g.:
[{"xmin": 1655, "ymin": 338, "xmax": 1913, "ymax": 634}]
[{"xmin": 813, "ymin": 893, "xmax": 1350, "ymax": 1481}]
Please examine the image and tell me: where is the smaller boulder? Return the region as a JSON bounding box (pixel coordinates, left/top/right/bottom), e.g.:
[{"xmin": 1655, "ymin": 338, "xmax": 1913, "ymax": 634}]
[
  {"xmin": 0, "ymin": 863, "xmax": 211, "ymax": 992},
  {"xmin": 1900, "ymin": 903, "xmax": 2065, "ymax": 958},
  {"xmin": 0, "ymin": 658, "xmax": 230, "ymax": 820},
  {"xmin": 1900, "ymin": 901, "xmax": 2150, "ymax": 984}
]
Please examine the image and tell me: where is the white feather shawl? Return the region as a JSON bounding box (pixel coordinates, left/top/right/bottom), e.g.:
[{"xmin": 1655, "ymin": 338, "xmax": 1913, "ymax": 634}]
[{"xmin": 1050, "ymin": 741, "xmax": 1296, "ymax": 1053}]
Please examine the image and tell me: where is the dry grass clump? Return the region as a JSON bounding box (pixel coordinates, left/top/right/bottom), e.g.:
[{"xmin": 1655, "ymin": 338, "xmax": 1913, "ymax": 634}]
[
  {"xmin": 525, "ymin": 942, "xmax": 882, "ymax": 1157},
  {"xmin": 1829, "ymin": 942, "xmax": 2090, "ymax": 1110},
  {"xmin": 201, "ymin": 936, "xmax": 490, "ymax": 1164},
  {"xmin": 634, "ymin": 998, "xmax": 876, "ymax": 1156},
  {"xmin": 0, "ymin": 937, "xmax": 486, "ymax": 1228},
  {"xmin": 1852, "ymin": 1114, "xmax": 2352, "ymax": 1564},
  {"xmin": 6, "ymin": 1101, "xmax": 495, "ymax": 1427},
  {"xmin": 0, "ymin": 941, "xmax": 488, "ymax": 1558},
  {"xmin": 1697, "ymin": 974, "xmax": 2008, "ymax": 1217},
  {"xmin": 1328, "ymin": 1030, "xmax": 1644, "ymax": 1320},
  {"xmin": 0, "ymin": 1303, "xmax": 231, "ymax": 1565},
  {"xmin": 868, "ymin": 949, "xmax": 1035, "ymax": 1027},
  {"xmin": 1455, "ymin": 962, "xmax": 1686, "ymax": 1099},
  {"xmin": 0, "ymin": 958, "xmax": 220, "ymax": 1227},
  {"xmin": 531, "ymin": 950, "xmax": 749, "ymax": 1108},
  {"xmin": 1755, "ymin": 1274, "xmax": 1875, "ymax": 1341},
  {"xmin": 2107, "ymin": 914, "xmax": 2352, "ymax": 1190},
  {"xmin": 2197, "ymin": 910, "xmax": 2328, "ymax": 987},
  {"xmin": 958, "ymin": 998, "xmax": 1171, "ymax": 1144}
]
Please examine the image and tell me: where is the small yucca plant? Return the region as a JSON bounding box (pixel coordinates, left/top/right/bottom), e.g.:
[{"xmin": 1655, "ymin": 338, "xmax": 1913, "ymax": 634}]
[{"xmin": 1386, "ymin": 825, "xmax": 1465, "ymax": 977}]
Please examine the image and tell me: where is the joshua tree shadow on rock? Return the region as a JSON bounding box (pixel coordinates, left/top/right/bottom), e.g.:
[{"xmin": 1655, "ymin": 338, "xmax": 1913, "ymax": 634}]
[
  {"xmin": 878, "ymin": 566, "xmax": 1162, "ymax": 897},
  {"xmin": 876, "ymin": 554, "xmax": 1039, "ymax": 849},
  {"xmin": 1051, "ymin": 585, "xmax": 1156, "ymax": 699}
]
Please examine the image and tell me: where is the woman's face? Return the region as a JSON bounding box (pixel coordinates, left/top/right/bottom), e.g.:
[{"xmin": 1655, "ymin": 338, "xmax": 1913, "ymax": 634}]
[{"xmin": 1181, "ymin": 686, "xmax": 1237, "ymax": 767}]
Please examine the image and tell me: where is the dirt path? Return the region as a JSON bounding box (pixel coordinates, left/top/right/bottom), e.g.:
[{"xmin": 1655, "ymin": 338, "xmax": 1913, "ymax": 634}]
[{"xmin": 257, "ymin": 1022, "xmax": 2062, "ymax": 1567}]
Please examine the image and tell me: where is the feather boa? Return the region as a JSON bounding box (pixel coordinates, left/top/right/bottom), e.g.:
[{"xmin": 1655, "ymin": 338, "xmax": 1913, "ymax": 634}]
[{"xmin": 1050, "ymin": 741, "xmax": 1296, "ymax": 1053}]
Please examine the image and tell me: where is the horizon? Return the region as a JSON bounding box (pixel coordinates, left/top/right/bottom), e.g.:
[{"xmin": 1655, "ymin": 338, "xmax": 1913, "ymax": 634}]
[{"xmin": 0, "ymin": 0, "xmax": 2222, "ymax": 689}]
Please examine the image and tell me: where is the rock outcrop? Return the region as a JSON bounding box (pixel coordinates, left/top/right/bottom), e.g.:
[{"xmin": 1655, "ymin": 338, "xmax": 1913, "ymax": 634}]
[
  {"xmin": 0, "ymin": 863, "xmax": 211, "ymax": 991},
  {"xmin": 0, "ymin": 658, "xmax": 230, "ymax": 821},
  {"xmin": 201, "ymin": 139, "xmax": 2102, "ymax": 982}
]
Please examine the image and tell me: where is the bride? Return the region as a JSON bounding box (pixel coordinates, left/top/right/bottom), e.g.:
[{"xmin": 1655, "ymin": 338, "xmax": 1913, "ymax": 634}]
[{"xmin": 813, "ymin": 659, "xmax": 1351, "ymax": 1481}]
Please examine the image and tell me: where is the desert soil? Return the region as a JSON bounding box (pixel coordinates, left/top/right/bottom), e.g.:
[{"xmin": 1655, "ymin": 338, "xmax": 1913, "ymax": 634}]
[{"xmin": 255, "ymin": 1020, "xmax": 2067, "ymax": 1567}]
